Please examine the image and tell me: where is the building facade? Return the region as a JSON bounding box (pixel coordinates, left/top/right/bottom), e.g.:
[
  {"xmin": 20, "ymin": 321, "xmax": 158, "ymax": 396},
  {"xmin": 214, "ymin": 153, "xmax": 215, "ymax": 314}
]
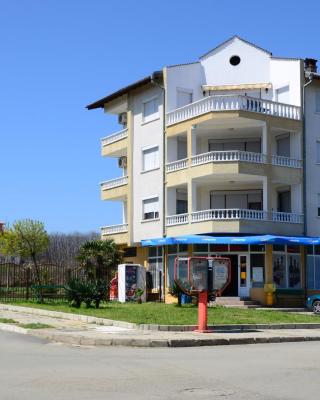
[{"xmin": 87, "ymin": 36, "xmax": 320, "ymax": 306}]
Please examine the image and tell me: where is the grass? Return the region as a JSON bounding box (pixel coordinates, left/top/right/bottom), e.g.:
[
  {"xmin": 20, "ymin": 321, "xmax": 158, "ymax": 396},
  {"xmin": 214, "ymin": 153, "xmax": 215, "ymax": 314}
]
[
  {"xmin": 2, "ymin": 300, "xmax": 318, "ymax": 325},
  {"xmin": 0, "ymin": 318, "xmax": 18, "ymax": 324},
  {"xmin": 19, "ymin": 323, "xmax": 53, "ymax": 330}
]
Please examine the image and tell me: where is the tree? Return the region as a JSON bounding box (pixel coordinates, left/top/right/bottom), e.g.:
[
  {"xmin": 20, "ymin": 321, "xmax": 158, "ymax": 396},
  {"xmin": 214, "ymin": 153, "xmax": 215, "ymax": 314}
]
[
  {"xmin": 0, "ymin": 220, "xmax": 49, "ymax": 300},
  {"xmin": 76, "ymin": 239, "xmax": 123, "ymax": 282}
]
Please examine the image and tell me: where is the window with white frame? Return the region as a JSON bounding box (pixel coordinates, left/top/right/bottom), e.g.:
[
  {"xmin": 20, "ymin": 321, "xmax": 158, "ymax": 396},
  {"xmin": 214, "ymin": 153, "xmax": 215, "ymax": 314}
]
[
  {"xmin": 306, "ymin": 246, "xmax": 320, "ymax": 289},
  {"xmin": 316, "ymin": 90, "xmax": 320, "ymax": 113},
  {"xmin": 272, "ymin": 245, "xmax": 301, "ymax": 289},
  {"xmin": 142, "ymin": 146, "xmax": 159, "ymax": 172},
  {"xmin": 142, "ymin": 197, "xmax": 159, "ymax": 220},
  {"xmin": 176, "ymin": 89, "xmax": 193, "ymax": 108},
  {"xmin": 143, "ymin": 97, "xmax": 159, "ymax": 123},
  {"xmin": 147, "ymin": 247, "xmax": 163, "ymax": 291},
  {"xmin": 317, "ymin": 141, "xmax": 320, "ymax": 163}
]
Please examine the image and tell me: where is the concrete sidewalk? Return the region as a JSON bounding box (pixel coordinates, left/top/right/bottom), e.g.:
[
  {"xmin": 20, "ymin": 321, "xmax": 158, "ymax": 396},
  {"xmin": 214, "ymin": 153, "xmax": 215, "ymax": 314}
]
[{"xmin": 1, "ymin": 304, "xmax": 320, "ymax": 348}]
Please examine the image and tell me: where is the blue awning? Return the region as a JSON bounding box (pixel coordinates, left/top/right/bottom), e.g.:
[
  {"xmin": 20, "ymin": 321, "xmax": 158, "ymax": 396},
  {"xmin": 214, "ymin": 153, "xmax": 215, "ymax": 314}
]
[{"xmin": 141, "ymin": 234, "xmax": 320, "ymax": 247}]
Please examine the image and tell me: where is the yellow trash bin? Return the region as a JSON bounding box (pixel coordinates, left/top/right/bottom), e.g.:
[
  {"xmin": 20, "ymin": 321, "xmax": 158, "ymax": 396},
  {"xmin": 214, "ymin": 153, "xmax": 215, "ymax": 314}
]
[{"xmin": 264, "ymin": 284, "xmax": 276, "ymax": 306}]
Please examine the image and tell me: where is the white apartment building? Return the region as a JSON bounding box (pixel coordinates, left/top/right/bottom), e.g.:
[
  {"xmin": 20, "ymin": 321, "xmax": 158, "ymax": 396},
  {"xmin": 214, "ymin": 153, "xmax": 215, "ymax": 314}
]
[{"xmin": 87, "ymin": 36, "xmax": 320, "ymax": 305}]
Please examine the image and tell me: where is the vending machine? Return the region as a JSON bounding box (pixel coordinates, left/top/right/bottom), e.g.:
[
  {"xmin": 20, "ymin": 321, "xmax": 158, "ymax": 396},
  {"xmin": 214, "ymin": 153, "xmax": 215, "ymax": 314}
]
[{"xmin": 118, "ymin": 264, "xmax": 146, "ymax": 303}]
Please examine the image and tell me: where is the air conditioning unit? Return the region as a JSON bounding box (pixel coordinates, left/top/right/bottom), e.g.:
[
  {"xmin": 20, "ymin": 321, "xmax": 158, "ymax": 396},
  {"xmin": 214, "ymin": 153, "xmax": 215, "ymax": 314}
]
[
  {"xmin": 118, "ymin": 112, "xmax": 127, "ymax": 127},
  {"xmin": 118, "ymin": 156, "xmax": 127, "ymax": 169}
]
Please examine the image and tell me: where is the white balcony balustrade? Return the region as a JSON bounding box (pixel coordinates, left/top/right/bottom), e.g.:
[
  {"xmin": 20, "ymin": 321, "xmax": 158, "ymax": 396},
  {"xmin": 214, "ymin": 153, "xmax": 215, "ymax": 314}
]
[
  {"xmin": 191, "ymin": 150, "xmax": 267, "ymax": 166},
  {"xmin": 271, "ymin": 211, "xmax": 303, "ymax": 224},
  {"xmin": 101, "ymin": 128, "xmax": 128, "ymax": 147},
  {"xmin": 166, "ymin": 158, "xmax": 188, "ymax": 173},
  {"xmin": 101, "ymin": 176, "xmax": 128, "ymax": 190},
  {"xmin": 166, "ymin": 95, "xmax": 301, "ymax": 126},
  {"xmin": 166, "ymin": 209, "xmax": 303, "ymax": 226},
  {"xmin": 166, "ymin": 213, "xmax": 189, "ymax": 226},
  {"xmin": 191, "ymin": 209, "xmax": 268, "ymax": 222},
  {"xmin": 271, "ymin": 155, "xmax": 302, "ymax": 168},
  {"xmin": 101, "ymin": 224, "xmax": 128, "ymax": 235}
]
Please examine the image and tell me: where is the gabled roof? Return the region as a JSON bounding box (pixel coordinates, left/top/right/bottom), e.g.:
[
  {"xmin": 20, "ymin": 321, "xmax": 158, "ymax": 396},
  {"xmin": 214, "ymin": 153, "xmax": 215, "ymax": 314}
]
[
  {"xmin": 199, "ymin": 35, "xmax": 272, "ymax": 59},
  {"xmin": 86, "ymin": 71, "xmax": 163, "ymax": 110}
]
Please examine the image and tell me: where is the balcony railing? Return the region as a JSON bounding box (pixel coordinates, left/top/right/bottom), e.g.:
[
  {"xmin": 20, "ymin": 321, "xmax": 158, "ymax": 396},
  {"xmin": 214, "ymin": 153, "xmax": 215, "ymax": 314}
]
[
  {"xmin": 191, "ymin": 209, "xmax": 268, "ymax": 222},
  {"xmin": 271, "ymin": 211, "xmax": 303, "ymax": 224},
  {"xmin": 101, "ymin": 176, "xmax": 128, "ymax": 190},
  {"xmin": 271, "ymin": 155, "xmax": 302, "ymax": 169},
  {"xmin": 191, "ymin": 150, "xmax": 267, "ymax": 166},
  {"xmin": 166, "ymin": 209, "xmax": 303, "ymax": 226},
  {"xmin": 166, "ymin": 95, "xmax": 301, "ymax": 126},
  {"xmin": 101, "ymin": 224, "xmax": 128, "ymax": 235},
  {"xmin": 166, "ymin": 213, "xmax": 189, "ymax": 226},
  {"xmin": 166, "ymin": 158, "xmax": 188, "ymax": 173},
  {"xmin": 101, "ymin": 128, "xmax": 128, "ymax": 147}
]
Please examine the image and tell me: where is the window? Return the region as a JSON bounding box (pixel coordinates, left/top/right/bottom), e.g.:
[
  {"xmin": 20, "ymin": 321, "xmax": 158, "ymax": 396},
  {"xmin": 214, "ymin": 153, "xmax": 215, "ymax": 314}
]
[
  {"xmin": 307, "ymin": 248, "xmax": 320, "ymax": 289},
  {"xmin": 167, "ymin": 245, "xmax": 188, "ymax": 288},
  {"xmin": 316, "ymin": 90, "xmax": 320, "ymax": 113},
  {"xmin": 142, "ymin": 146, "xmax": 159, "ymax": 172},
  {"xmin": 276, "ymin": 135, "xmax": 290, "ymax": 157},
  {"xmin": 316, "ymin": 141, "xmax": 320, "ymax": 163},
  {"xmin": 273, "ymin": 246, "xmax": 301, "ymax": 289},
  {"xmin": 318, "ymin": 194, "xmax": 320, "ymax": 217},
  {"xmin": 147, "ymin": 247, "xmax": 163, "ymax": 291},
  {"xmin": 176, "ymin": 89, "xmax": 193, "ymax": 108},
  {"xmin": 142, "ymin": 197, "xmax": 159, "ymax": 220},
  {"xmin": 143, "ymin": 97, "xmax": 159, "ymax": 123},
  {"xmin": 278, "ymin": 191, "xmax": 291, "ymax": 213},
  {"xmin": 229, "ymin": 55, "xmax": 241, "ymax": 66}
]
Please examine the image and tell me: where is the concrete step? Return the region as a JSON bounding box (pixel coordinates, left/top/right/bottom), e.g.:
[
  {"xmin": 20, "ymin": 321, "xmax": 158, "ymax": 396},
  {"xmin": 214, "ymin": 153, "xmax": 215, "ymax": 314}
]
[{"xmin": 214, "ymin": 296, "xmax": 260, "ymax": 308}]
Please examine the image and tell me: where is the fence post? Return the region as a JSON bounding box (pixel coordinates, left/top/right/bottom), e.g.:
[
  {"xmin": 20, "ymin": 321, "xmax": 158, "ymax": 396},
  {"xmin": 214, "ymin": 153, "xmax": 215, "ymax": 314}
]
[{"xmin": 26, "ymin": 268, "xmax": 30, "ymax": 300}]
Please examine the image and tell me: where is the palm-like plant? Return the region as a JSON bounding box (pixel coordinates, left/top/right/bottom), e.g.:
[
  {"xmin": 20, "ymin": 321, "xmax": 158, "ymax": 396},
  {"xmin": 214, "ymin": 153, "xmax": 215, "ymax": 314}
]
[{"xmin": 76, "ymin": 239, "xmax": 123, "ymax": 283}]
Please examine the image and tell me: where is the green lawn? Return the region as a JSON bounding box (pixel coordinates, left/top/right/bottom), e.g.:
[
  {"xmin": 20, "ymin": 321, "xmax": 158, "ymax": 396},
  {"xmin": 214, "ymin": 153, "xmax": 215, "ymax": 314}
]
[{"xmin": 3, "ymin": 301, "xmax": 318, "ymax": 325}]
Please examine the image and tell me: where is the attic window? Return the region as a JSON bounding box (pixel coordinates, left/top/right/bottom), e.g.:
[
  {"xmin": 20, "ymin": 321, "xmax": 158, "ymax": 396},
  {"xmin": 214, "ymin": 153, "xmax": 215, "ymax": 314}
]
[{"xmin": 230, "ymin": 55, "xmax": 241, "ymax": 66}]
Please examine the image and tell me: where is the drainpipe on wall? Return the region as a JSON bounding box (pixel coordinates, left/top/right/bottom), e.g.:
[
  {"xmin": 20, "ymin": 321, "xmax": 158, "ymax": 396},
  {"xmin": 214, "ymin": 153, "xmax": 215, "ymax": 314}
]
[{"xmin": 151, "ymin": 72, "xmax": 166, "ymax": 302}]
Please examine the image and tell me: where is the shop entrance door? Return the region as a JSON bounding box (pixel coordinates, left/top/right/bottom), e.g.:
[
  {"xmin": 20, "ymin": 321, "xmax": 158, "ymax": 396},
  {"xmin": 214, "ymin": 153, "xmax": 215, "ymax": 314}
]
[
  {"xmin": 238, "ymin": 254, "xmax": 250, "ymax": 298},
  {"xmin": 220, "ymin": 254, "xmax": 238, "ymax": 296}
]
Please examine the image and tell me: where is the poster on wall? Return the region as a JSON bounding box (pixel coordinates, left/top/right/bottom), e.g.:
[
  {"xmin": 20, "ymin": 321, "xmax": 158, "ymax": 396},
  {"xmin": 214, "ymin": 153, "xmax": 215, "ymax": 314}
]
[
  {"xmin": 125, "ymin": 265, "xmax": 137, "ymax": 301},
  {"xmin": 252, "ymin": 267, "xmax": 264, "ymax": 288}
]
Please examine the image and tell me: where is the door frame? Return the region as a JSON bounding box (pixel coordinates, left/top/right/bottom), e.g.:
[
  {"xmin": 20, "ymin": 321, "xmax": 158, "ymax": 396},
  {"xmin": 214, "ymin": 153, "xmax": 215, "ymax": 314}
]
[{"xmin": 238, "ymin": 254, "xmax": 250, "ymax": 298}]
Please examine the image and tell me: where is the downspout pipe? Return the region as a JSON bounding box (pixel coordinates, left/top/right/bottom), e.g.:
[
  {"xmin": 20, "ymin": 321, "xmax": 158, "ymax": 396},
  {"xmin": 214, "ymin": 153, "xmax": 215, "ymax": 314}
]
[
  {"xmin": 151, "ymin": 72, "xmax": 166, "ymax": 302},
  {"xmin": 302, "ymin": 73, "xmax": 314, "ymax": 236}
]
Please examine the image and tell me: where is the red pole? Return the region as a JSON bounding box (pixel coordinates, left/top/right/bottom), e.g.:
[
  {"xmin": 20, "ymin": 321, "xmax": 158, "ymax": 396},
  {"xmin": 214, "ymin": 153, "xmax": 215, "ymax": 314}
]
[{"xmin": 195, "ymin": 291, "xmax": 213, "ymax": 333}]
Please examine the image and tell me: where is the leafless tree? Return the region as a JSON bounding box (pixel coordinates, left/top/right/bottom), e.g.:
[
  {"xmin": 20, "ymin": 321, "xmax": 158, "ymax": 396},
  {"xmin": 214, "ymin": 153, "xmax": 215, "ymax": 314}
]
[{"xmin": 41, "ymin": 232, "xmax": 99, "ymax": 267}]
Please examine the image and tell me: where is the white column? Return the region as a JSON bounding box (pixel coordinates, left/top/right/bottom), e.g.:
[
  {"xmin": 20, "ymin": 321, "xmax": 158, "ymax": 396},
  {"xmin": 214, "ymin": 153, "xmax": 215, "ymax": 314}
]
[
  {"xmin": 167, "ymin": 187, "xmax": 177, "ymax": 215},
  {"xmin": 291, "ymin": 184, "xmax": 302, "ymax": 213},
  {"xmin": 188, "ymin": 180, "xmax": 197, "ymax": 213}
]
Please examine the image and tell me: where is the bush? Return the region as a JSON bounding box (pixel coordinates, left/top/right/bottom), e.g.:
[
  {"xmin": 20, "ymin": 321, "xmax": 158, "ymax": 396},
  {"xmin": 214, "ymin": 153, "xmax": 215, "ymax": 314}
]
[
  {"xmin": 64, "ymin": 279, "xmax": 108, "ymax": 308},
  {"xmin": 168, "ymin": 280, "xmax": 184, "ymax": 307}
]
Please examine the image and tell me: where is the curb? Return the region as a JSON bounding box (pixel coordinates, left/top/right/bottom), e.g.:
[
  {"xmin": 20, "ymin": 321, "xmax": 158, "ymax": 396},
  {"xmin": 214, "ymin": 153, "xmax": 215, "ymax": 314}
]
[
  {"xmin": 0, "ymin": 322, "xmax": 28, "ymax": 335},
  {"xmin": 25, "ymin": 331, "xmax": 320, "ymax": 348}
]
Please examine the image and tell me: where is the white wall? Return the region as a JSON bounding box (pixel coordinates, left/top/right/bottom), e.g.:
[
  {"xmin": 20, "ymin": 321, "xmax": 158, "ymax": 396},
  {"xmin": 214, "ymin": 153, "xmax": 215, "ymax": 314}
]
[
  {"xmin": 200, "ymin": 37, "xmax": 270, "ymax": 87},
  {"xmin": 305, "ymin": 82, "xmax": 320, "ymax": 236},
  {"xmin": 165, "ymin": 63, "xmax": 205, "ymax": 112},
  {"xmin": 131, "ymin": 85, "xmax": 164, "ymax": 242}
]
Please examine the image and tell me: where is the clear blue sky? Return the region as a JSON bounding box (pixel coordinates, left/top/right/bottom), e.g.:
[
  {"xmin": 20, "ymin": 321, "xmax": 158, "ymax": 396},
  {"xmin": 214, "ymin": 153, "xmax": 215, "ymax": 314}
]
[{"xmin": 1, "ymin": 0, "xmax": 319, "ymax": 233}]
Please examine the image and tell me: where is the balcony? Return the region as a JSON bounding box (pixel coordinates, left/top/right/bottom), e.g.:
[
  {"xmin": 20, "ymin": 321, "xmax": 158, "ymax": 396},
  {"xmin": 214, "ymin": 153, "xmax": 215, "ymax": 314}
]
[
  {"xmin": 100, "ymin": 176, "xmax": 128, "ymax": 200},
  {"xmin": 165, "ymin": 209, "xmax": 304, "ymax": 237},
  {"xmin": 166, "ymin": 95, "xmax": 301, "ymax": 126},
  {"xmin": 191, "ymin": 150, "xmax": 267, "ymax": 166},
  {"xmin": 101, "ymin": 224, "xmax": 128, "ymax": 244},
  {"xmin": 101, "ymin": 128, "xmax": 128, "ymax": 157}
]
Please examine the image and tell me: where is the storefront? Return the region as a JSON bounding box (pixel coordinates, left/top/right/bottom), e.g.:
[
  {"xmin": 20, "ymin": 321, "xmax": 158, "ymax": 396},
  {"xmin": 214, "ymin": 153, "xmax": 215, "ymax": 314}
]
[{"xmin": 134, "ymin": 235, "xmax": 320, "ymax": 306}]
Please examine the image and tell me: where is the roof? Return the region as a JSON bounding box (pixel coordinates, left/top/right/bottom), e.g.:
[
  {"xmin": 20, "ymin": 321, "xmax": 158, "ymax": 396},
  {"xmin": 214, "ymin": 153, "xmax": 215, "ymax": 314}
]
[
  {"xmin": 86, "ymin": 71, "xmax": 163, "ymax": 110},
  {"xmin": 199, "ymin": 35, "xmax": 272, "ymax": 59}
]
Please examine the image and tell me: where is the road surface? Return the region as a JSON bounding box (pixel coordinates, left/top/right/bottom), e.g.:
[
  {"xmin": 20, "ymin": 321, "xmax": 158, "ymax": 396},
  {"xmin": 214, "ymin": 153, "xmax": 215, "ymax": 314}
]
[{"xmin": 0, "ymin": 331, "xmax": 319, "ymax": 399}]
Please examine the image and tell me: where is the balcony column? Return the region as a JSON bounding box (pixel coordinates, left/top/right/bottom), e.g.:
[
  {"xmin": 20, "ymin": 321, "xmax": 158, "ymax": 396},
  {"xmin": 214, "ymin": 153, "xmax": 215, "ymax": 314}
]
[
  {"xmin": 188, "ymin": 180, "xmax": 197, "ymax": 215},
  {"xmin": 263, "ymin": 176, "xmax": 272, "ymax": 217},
  {"xmin": 291, "ymin": 184, "xmax": 302, "ymax": 214},
  {"xmin": 187, "ymin": 125, "xmax": 197, "ymax": 159},
  {"xmin": 262, "ymin": 121, "xmax": 271, "ymax": 163}
]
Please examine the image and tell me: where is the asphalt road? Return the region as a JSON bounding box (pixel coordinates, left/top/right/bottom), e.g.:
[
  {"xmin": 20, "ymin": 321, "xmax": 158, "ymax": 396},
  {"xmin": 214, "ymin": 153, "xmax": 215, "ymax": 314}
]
[{"xmin": 0, "ymin": 331, "xmax": 319, "ymax": 400}]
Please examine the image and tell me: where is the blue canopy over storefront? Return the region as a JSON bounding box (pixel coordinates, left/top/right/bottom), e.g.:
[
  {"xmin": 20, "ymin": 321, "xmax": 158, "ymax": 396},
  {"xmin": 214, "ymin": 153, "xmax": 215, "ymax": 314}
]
[{"xmin": 141, "ymin": 234, "xmax": 320, "ymax": 247}]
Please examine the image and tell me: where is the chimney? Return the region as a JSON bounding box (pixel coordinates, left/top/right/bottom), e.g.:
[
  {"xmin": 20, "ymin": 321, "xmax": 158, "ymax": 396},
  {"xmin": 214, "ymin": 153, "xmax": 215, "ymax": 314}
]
[{"xmin": 304, "ymin": 58, "xmax": 318, "ymax": 73}]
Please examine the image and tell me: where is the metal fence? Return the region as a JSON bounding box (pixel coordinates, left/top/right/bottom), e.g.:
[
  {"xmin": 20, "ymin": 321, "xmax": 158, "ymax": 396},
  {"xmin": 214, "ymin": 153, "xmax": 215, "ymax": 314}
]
[{"xmin": 0, "ymin": 263, "xmax": 85, "ymax": 301}]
